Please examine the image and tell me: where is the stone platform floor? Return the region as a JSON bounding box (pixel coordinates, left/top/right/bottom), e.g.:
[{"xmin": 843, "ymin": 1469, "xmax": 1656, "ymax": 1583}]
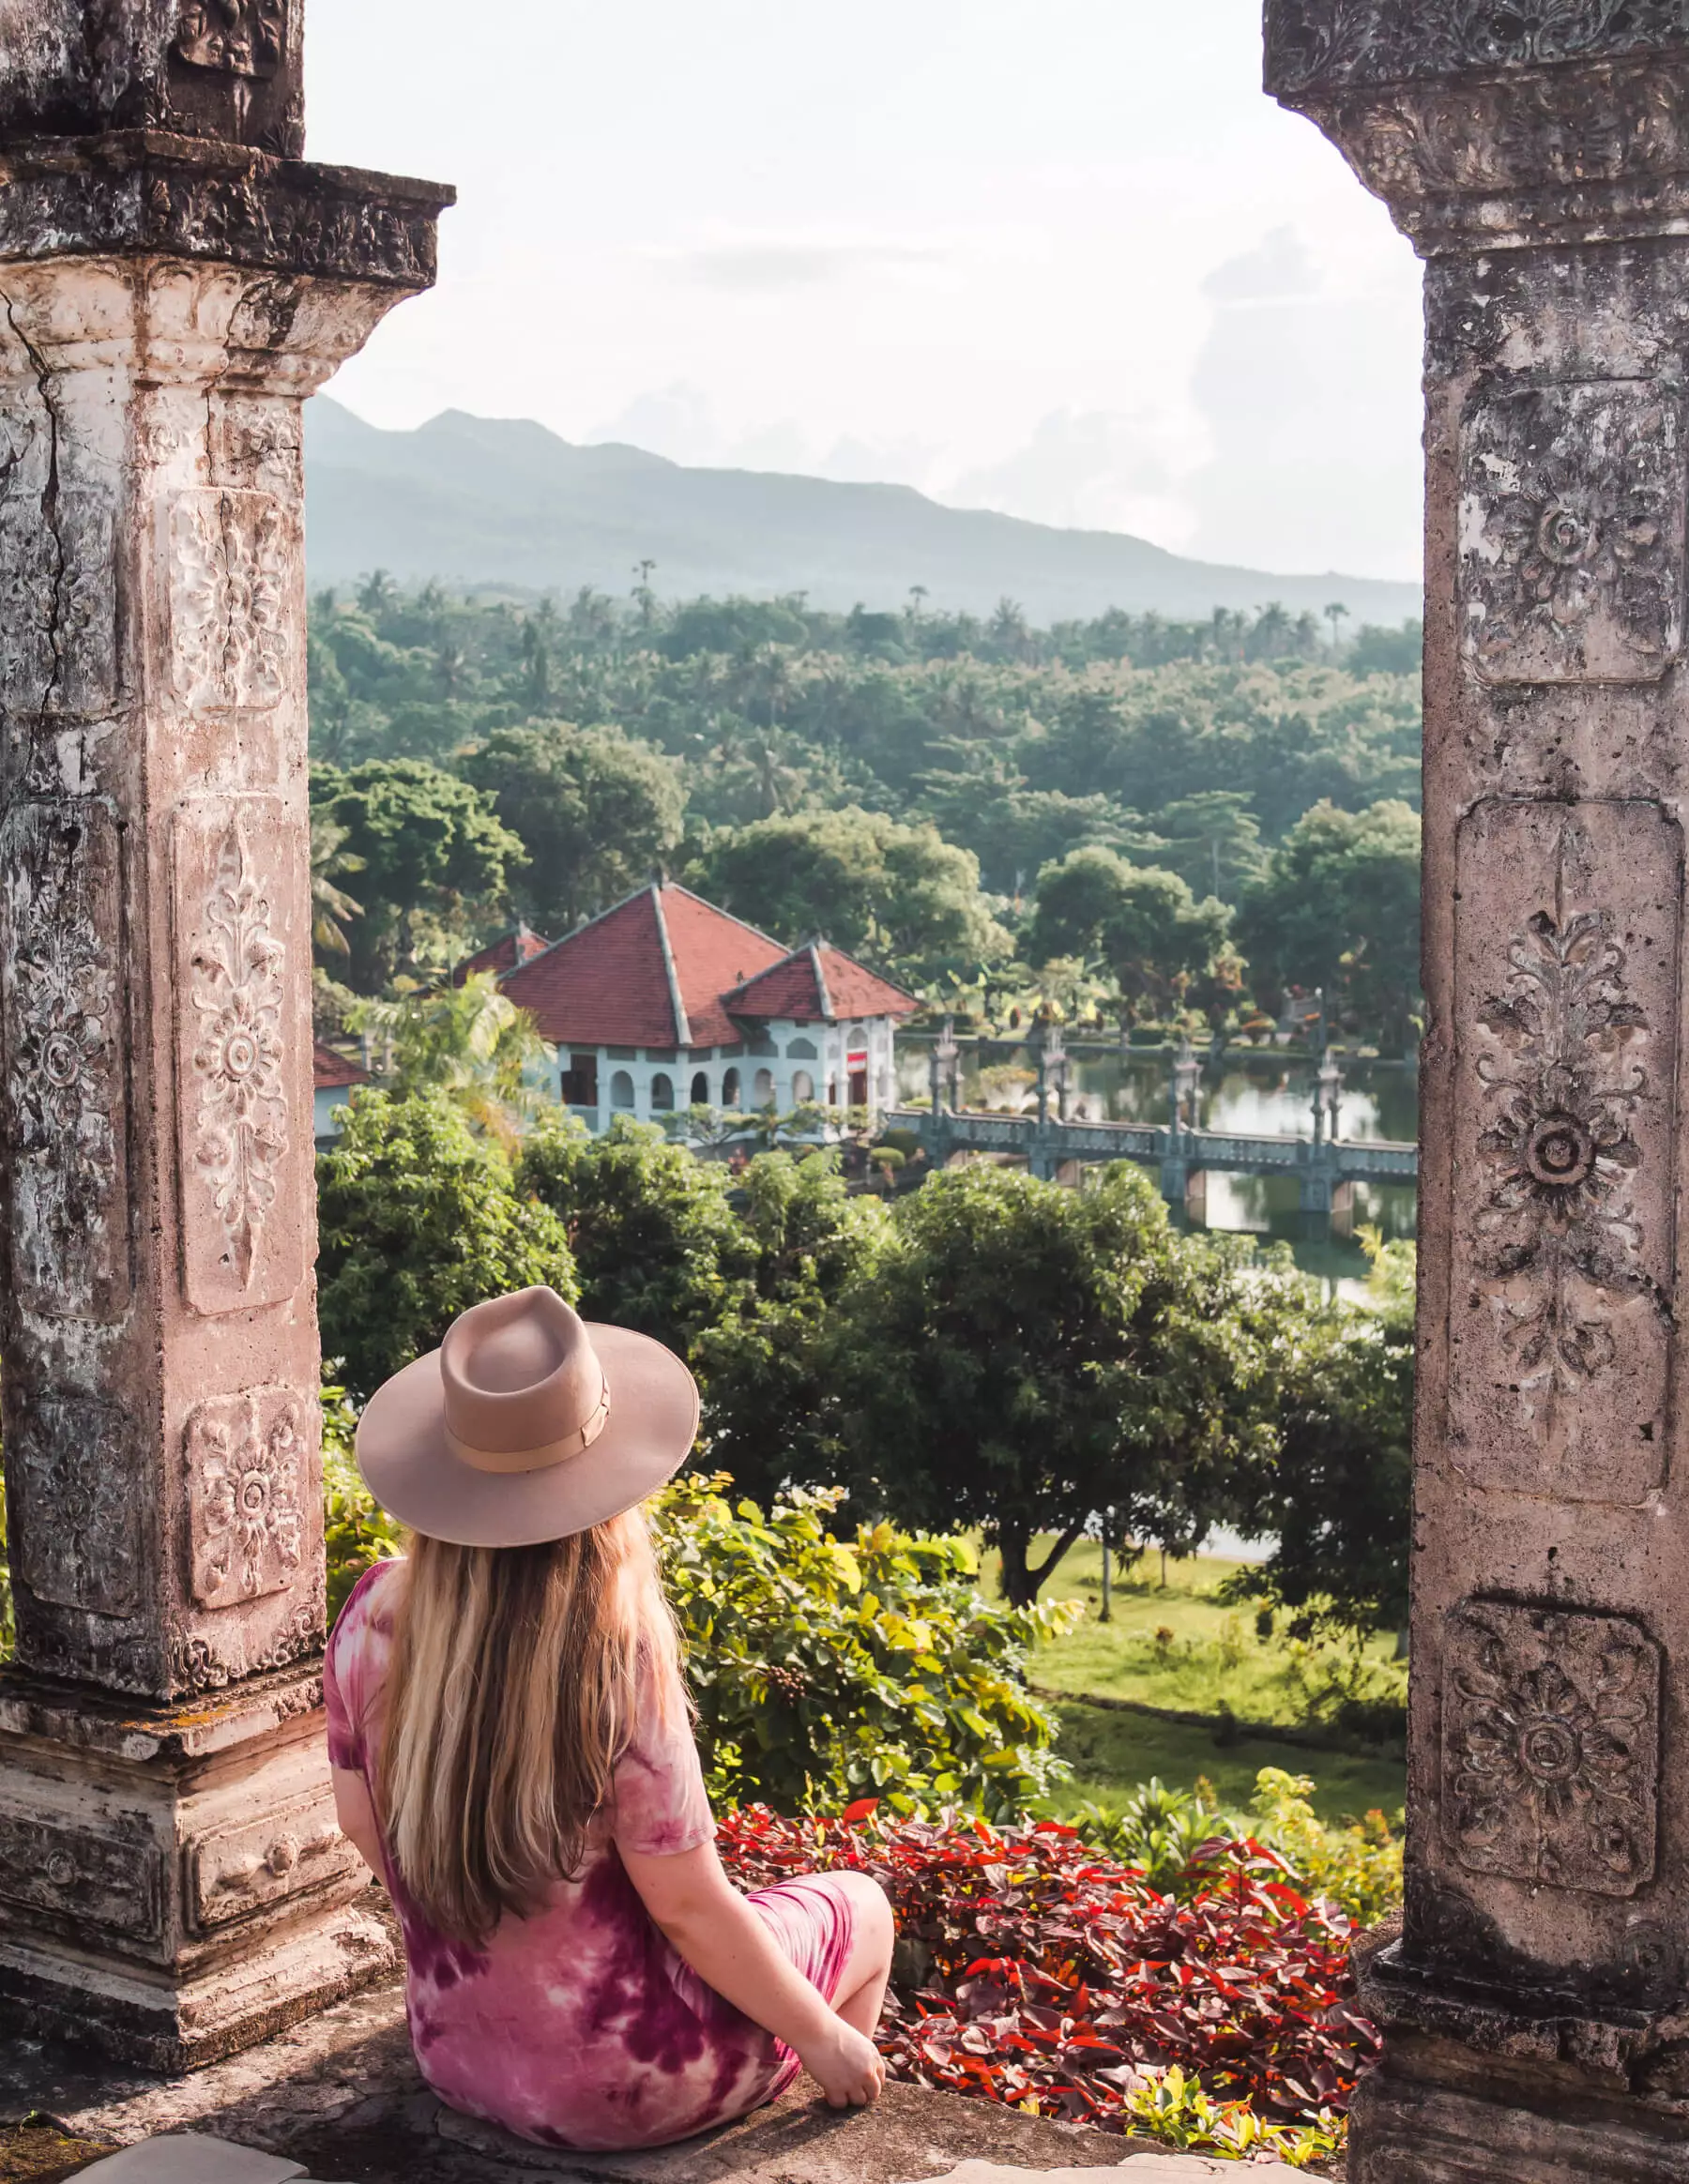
[{"xmin": 0, "ymin": 1967, "xmax": 1306, "ymax": 2183}]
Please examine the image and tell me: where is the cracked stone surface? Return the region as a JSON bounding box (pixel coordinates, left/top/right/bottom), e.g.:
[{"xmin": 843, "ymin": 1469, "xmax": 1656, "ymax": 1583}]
[
  {"xmin": 0, "ymin": 6, "xmax": 450, "ymax": 2072},
  {"xmin": 0, "ymin": 1969, "xmax": 1263, "ymax": 2184}
]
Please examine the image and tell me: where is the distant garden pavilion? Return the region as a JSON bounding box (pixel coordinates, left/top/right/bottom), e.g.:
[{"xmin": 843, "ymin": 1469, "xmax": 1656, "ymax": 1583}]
[{"xmin": 497, "ymin": 882, "xmax": 919, "ymax": 1130}]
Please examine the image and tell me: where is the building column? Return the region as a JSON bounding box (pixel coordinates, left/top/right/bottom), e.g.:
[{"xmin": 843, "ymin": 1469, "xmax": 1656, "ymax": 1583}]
[
  {"xmin": 1266, "ymin": 10, "xmax": 1689, "ymax": 2176},
  {"xmin": 0, "ymin": 15, "xmax": 449, "ymax": 2069}
]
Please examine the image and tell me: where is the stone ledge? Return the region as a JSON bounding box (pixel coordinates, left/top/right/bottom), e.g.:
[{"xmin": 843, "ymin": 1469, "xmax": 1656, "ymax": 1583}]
[
  {"xmin": 0, "ymin": 133, "xmax": 454, "ymax": 287},
  {"xmin": 0, "ymin": 1955, "xmax": 1309, "ymax": 2184}
]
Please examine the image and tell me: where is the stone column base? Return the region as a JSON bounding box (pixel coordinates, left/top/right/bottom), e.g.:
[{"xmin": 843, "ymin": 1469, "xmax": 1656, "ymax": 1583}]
[
  {"xmin": 1350, "ymin": 1944, "xmax": 1689, "ymax": 2182},
  {"xmin": 0, "ymin": 1666, "xmax": 397, "ymax": 2070}
]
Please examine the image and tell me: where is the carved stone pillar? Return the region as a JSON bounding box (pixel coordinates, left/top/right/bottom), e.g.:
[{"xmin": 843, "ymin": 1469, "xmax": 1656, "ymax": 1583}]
[
  {"xmin": 0, "ymin": 9, "xmax": 450, "ymax": 2068},
  {"xmin": 1265, "ymin": 7, "xmax": 1689, "ymax": 2176}
]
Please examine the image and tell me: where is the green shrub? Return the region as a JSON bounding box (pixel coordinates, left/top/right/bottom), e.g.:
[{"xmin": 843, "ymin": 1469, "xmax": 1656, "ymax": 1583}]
[
  {"xmin": 1073, "ymin": 1764, "xmax": 1403, "ymax": 1928},
  {"xmin": 1120, "ymin": 2066, "xmax": 1344, "ymax": 2169},
  {"xmin": 654, "ymin": 1473, "xmax": 1079, "ymax": 1816},
  {"xmin": 322, "ymin": 1383, "xmax": 403, "ymax": 1620}
]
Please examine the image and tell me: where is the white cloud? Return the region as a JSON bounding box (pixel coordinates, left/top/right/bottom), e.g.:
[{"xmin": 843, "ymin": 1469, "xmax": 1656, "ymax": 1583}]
[
  {"xmin": 938, "ymin": 407, "xmax": 1203, "ymax": 543},
  {"xmin": 309, "ymin": 0, "xmax": 1427, "ymax": 582}
]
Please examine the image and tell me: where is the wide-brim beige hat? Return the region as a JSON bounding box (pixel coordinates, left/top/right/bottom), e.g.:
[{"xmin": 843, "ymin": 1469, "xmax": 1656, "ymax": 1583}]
[{"xmin": 356, "ymin": 1286, "xmax": 700, "ymax": 1548}]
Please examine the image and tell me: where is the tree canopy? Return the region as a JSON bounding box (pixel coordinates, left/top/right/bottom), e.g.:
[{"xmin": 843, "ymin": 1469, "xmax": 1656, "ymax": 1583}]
[
  {"xmin": 307, "ymin": 583, "xmax": 1425, "ymax": 1042},
  {"xmin": 316, "ymin": 1089, "xmax": 577, "ymax": 1401},
  {"xmin": 312, "ymin": 757, "xmax": 525, "ymax": 991},
  {"xmin": 685, "ymin": 806, "xmax": 1012, "ymax": 984},
  {"xmin": 461, "ymin": 720, "xmax": 686, "ymax": 932},
  {"xmin": 1027, "ymin": 847, "xmax": 1230, "ymax": 1016},
  {"xmin": 1236, "ymin": 799, "xmax": 1423, "ymax": 1047},
  {"xmin": 825, "ymin": 1163, "xmax": 1297, "ymax": 1606}
]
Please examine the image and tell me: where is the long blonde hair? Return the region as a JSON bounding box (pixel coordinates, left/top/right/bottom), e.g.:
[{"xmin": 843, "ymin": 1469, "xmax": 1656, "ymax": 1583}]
[{"xmin": 376, "ymin": 1506, "xmax": 682, "ymax": 1946}]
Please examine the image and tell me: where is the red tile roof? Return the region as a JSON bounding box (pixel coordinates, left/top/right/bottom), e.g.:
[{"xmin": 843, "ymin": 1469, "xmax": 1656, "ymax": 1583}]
[
  {"xmin": 313, "ymin": 1039, "xmax": 370, "ymax": 1091},
  {"xmin": 501, "ymin": 885, "xmax": 787, "ymax": 1050},
  {"xmin": 453, "ymin": 923, "xmax": 550, "ymax": 986},
  {"xmin": 727, "ymin": 941, "xmax": 920, "ymax": 1024}
]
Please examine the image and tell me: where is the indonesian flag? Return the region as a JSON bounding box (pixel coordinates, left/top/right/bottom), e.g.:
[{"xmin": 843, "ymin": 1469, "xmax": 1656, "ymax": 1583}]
[{"xmin": 847, "ymin": 1050, "xmax": 868, "ymax": 1070}]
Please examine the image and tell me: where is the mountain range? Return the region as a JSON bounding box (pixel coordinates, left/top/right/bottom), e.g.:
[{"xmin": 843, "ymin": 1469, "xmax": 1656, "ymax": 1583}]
[{"xmin": 303, "ymin": 400, "xmax": 1423, "ymax": 628}]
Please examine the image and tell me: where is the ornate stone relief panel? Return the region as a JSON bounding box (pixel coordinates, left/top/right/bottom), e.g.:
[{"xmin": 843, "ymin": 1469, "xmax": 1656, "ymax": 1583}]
[
  {"xmin": 1459, "ymin": 383, "xmax": 1686, "ymax": 684},
  {"xmin": 0, "ymin": 800, "xmax": 129, "ymax": 1320},
  {"xmin": 174, "ymin": 796, "xmax": 303, "ymax": 1313},
  {"xmin": 168, "ymin": 489, "xmax": 290, "ymax": 714},
  {"xmin": 168, "ymin": 1590, "xmax": 324, "ymax": 1697},
  {"xmin": 1444, "ymin": 1597, "xmax": 1660, "ymax": 1897},
  {"xmin": 1266, "ymin": 0, "xmax": 1689, "ymax": 93},
  {"xmin": 1448, "ymin": 800, "xmax": 1679, "ymax": 1499},
  {"xmin": 10, "ymin": 1397, "xmax": 139, "ymax": 1620},
  {"xmin": 0, "ymin": 1810, "xmax": 163, "ymax": 1940},
  {"xmin": 186, "ymin": 1387, "xmax": 306, "ymax": 1610},
  {"xmin": 190, "ymin": 1789, "xmax": 358, "ymax": 1933}
]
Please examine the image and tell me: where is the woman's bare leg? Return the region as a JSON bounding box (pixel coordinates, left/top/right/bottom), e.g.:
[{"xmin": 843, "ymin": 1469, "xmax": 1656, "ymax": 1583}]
[{"xmin": 825, "ymin": 1871, "xmax": 895, "ymax": 2037}]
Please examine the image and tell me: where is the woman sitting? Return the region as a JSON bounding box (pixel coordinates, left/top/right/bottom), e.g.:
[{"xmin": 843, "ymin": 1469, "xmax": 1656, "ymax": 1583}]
[{"xmin": 327, "ymin": 1285, "xmax": 892, "ymax": 2151}]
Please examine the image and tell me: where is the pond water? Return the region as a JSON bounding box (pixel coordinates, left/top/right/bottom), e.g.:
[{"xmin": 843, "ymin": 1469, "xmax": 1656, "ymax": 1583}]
[{"xmin": 895, "ymin": 1036, "xmax": 1420, "ymax": 1282}]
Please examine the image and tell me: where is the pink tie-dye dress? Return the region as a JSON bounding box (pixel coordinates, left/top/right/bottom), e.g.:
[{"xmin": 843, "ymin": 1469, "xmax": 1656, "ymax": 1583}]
[{"xmin": 325, "ymin": 1560, "xmax": 859, "ymax": 2151}]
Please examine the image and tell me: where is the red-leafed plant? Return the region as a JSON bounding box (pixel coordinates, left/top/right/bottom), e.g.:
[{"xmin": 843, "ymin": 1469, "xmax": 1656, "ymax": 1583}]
[{"xmin": 718, "ymin": 1803, "xmax": 1378, "ymax": 2137}]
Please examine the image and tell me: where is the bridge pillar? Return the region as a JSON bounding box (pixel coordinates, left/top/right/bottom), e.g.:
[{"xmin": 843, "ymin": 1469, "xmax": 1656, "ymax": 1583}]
[
  {"xmin": 1298, "ymin": 1160, "xmax": 1335, "ymax": 1244},
  {"xmin": 1270, "ymin": 10, "xmax": 1689, "ymax": 2178},
  {"xmin": 1158, "ymin": 1154, "xmax": 1191, "ymax": 1211}
]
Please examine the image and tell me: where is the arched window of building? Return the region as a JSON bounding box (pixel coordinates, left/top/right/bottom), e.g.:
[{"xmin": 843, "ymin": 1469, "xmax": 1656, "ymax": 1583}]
[
  {"xmin": 611, "ymin": 1069, "xmax": 636, "ymax": 1111},
  {"xmin": 792, "ymin": 1069, "xmax": 814, "ymax": 1103},
  {"xmin": 753, "ymin": 1067, "xmax": 775, "ymax": 1106},
  {"xmin": 723, "ymin": 1067, "xmax": 741, "ymax": 1108},
  {"xmin": 650, "ymin": 1072, "xmax": 675, "ymax": 1111},
  {"xmin": 828, "ymin": 1078, "xmax": 839, "ymax": 1106},
  {"xmin": 786, "ymin": 1036, "xmax": 818, "ymax": 1060},
  {"xmin": 691, "ymin": 1069, "xmax": 710, "ymax": 1106}
]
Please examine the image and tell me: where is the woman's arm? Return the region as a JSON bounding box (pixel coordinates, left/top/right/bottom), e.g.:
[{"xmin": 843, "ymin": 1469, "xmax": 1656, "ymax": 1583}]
[
  {"xmin": 331, "ymin": 1766, "xmax": 386, "ymax": 1879},
  {"xmin": 620, "ymin": 1839, "xmax": 883, "ymax": 2109}
]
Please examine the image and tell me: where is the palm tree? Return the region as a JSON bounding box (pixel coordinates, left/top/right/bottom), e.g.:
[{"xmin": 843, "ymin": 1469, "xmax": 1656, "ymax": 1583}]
[
  {"xmin": 357, "ymin": 569, "xmax": 399, "ymax": 617},
  {"xmin": 310, "ymin": 812, "xmax": 364, "ymax": 959},
  {"xmin": 1325, "ymin": 599, "xmax": 1350, "ymax": 654},
  {"xmin": 350, "ymin": 974, "xmax": 555, "ymax": 1150}
]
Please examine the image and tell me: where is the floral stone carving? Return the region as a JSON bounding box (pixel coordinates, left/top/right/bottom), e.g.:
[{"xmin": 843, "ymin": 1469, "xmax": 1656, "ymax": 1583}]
[
  {"xmin": 169, "ymin": 489, "xmax": 290, "ymax": 714},
  {"xmin": 175, "ymin": 797, "xmax": 305, "ymax": 1313},
  {"xmin": 1266, "ymin": 0, "xmax": 1689, "ymax": 93},
  {"xmin": 1450, "ymin": 800, "xmax": 1679, "ymax": 1499},
  {"xmin": 1445, "ymin": 1598, "xmax": 1660, "ymax": 1898},
  {"xmin": 1459, "ymin": 382, "xmax": 1686, "ymax": 684},
  {"xmin": 174, "ymin": 2, "xmax": 286, "ymax": 82},
  {"xmin": 0, "ymin": 802, "xmax": 130, "ymax": 1320},
  {"xmin": 187, "ymin": 1387, "xmax": 305, "ymax": 1609},
  {"xmin": 11, "ymin": 1397, "xmax": 139, "ymax": 1620}
]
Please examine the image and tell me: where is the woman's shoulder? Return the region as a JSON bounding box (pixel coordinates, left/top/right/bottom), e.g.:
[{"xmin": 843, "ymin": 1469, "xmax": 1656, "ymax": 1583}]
[{"xmin": 329, "ymin": 1555, "xmax": 406, "ymax": 1657}]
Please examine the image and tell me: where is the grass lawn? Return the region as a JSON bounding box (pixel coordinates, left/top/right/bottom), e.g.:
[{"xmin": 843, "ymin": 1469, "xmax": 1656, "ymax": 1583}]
[
  {"xmin": 1043, "ymin": 1701, "xmax": 1406, "ymax": 1831},
  {"xmin": 981, "ymin": 1535, "xmax": 1408, "ymax": 1827}
]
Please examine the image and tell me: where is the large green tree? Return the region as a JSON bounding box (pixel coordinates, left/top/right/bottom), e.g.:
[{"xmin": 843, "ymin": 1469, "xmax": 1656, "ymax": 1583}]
[
  {"xmin": 1236, "ymin": 798, "xmax": 1423, "ymax": 1046},
  {"xmin": 1027, "ymin": 846, "xmax": 1229, "ymax": 1015},
  {"xmin": 690, "ymin": 1150, "xmax": 890, "ymax": 1505},
  {"xmin": 685, "ymin": 807, "xmax": 1010, "ymax": 979},
  {"xmin": 1222, "ymin": 1238, "xmax": 1415, "ymax": 1643},
  {"xmin": 317, "ymin": 1090, "xmax": 576, "ymax": 1401},
  {"xmin": 461, "ymin": 720, "xmax": 686, "ymax": 932},
  {"xmin": 312, "ymin": 758, "xmax": 525, "ymax": 992},
  {"xmin": 827, "ymin": 1163, "xmax": 1293, "ymax": 1605},
  {"xmin": 517, "ymin": 1115, "xmax": 755, "ymax": 1349}
]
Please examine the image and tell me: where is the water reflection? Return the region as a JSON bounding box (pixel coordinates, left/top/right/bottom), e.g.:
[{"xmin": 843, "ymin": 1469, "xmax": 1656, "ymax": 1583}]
[{"xmin": 894, "ymin": 1036, "xmax": 1420, "ymax": 1270}]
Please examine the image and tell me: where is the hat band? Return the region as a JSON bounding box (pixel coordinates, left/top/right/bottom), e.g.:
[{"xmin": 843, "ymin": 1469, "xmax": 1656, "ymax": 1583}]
[{"xmin": 444, "ymin": 1376, "xmax": 612, "ymax": 1477}]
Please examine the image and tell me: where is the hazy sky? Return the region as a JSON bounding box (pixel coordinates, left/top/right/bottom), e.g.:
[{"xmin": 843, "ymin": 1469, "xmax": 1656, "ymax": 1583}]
[{"xmin": 307, "ymin": 2, "xmax": 1426, "ymax": 582}]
